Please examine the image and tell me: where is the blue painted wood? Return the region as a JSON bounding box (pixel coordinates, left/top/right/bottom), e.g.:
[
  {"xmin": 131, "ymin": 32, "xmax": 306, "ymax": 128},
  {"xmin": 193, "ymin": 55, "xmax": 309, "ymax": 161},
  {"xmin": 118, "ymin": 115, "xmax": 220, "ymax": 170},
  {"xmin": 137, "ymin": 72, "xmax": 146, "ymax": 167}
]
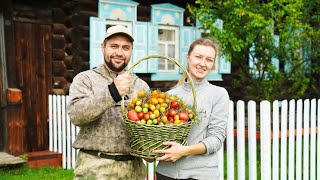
[
  {"xmin": 218, "ymin": 55, "xmax": 231, "ymax": 74},
  {"xmin": 180, "ymin": 26, "xmax": 196, "ymax": 71},
  {"xmin": 98, "ymin": 0, "xmax": 138, "ymax": 21},
  {"xmin": 89, "ymin": 17, "xmax": 107, "ymax": 69},
  {"xmin": 151, "ymin": 72, "xmax": 222, "ymax": 81},
  {"xmin": 272, "ymin": 35, "xmax": 279, "ymax": 71},
  {"xmin": 151, "ymin": 73, "xmax": 181, "ymax": 81},
  {"xmin": 147, "ymin": 23, "xmax": 159, "ymax": 73},
  {"xmin": 132, "ymin": 21, "xmax": 148, "ymax": 73},
  {"xmin": 151, "ymin": 3, "xmax": 184, "ymax": 26}
]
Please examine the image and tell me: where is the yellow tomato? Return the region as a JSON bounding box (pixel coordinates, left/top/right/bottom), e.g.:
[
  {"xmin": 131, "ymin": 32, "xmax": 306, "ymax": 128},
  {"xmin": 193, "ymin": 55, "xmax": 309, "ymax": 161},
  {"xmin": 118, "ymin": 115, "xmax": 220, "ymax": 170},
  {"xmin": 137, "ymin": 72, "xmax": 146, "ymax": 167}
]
[{"xmin": 137, "ymin": 91, "xmax": 145, "ymax": 98}]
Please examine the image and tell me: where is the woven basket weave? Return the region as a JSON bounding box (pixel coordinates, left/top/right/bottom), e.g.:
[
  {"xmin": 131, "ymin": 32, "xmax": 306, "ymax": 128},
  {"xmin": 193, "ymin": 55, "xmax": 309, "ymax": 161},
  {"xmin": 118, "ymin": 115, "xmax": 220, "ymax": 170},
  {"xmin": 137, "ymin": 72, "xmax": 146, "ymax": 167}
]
[{"xmin": 121, "ymin": 55, "xmax": 197, "ymax": 159}]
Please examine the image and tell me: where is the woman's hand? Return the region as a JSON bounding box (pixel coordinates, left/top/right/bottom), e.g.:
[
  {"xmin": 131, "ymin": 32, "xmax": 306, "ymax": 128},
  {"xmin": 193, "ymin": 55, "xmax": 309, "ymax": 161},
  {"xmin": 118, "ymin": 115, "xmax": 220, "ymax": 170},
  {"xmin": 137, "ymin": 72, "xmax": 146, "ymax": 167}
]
[{"xmin": 153, "ymin": 141, "xmax": 189, "ymax": 162}]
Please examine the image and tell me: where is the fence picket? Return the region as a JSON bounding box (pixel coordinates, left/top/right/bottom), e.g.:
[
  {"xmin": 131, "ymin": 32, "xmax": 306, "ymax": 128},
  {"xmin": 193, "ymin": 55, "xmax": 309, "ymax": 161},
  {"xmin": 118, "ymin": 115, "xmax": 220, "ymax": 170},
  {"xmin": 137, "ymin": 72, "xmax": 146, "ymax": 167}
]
[
  {"xmin": 288, "ymin": 100, "xmax": 295, "ymax": 180},
  {"xmin": 62, "ymin": 95, "xmax": 67, "ymax": 169},
  {"xmin": 53, "ymin": 95, "xmax": 57, "ymax": 152},
  {"xmin": 280, "ymin": 100, "xmax": 288, "ymax": 180},
  {"xmin": 310, "ymin": 99, "xmax": 316, "ymax": 180},
  {"xmin": 237, "ymin": 101, "xmax": 245, "ymax": 180},
  {"xmin": 47, "ymin": 95, "xmax": 320, "ymax": 180},
  {"xmin": 260, "ymin": 101, "xmax": 271, "ymax": 180},
  {"xmin": 303, "ymin": 99, "xmax": 310, "ymax": 180},
  {"xmin": 296, "ymin": 99, "xmax": 303, "ymax": 180},
  {"xmin": 317, "ymin": 99, "xmax": 320, "ymax": 180},
  {"xmin": 66, "ymin": 96, "xmax": 71, "ymax": 170},
  {"xmin": 49, "ymin": 95, "xmax": 53, "ymax": 151},
  {"xmin": 57, "ymin": 95, "xmax": 62, "ymax": 154},
  {"xmin": 71, "ymin": 121, "xmax": 76, "ymax": 169},
  {"xmin": 248, "ymin": 101, "xmax": 256, "ymax": 180},
  {"xmin": 272, "ymin": 101, "xmax": 279, "ymax": 180},
  {"xmin": 218, "ymin": 145, "xmax": 224, "ymax": 180},
  {"xmin": 227, "ymin": 100, "xmax": 234, "ymax": 180}
]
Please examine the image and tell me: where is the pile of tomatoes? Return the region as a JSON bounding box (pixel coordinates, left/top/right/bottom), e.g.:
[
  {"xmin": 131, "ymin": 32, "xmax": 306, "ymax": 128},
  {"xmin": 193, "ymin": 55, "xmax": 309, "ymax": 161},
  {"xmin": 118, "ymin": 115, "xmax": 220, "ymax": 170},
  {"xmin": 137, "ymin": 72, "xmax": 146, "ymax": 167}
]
[{"xmin": 126, "ymin": 90, "xmax": 195, "ymax": 125}]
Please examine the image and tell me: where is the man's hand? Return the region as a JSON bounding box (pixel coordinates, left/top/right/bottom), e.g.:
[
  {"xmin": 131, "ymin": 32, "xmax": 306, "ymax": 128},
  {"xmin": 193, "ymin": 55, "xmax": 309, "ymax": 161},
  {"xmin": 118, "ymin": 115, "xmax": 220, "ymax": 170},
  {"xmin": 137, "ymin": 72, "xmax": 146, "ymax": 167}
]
[{"xmin": 114, "ymin": 73, "xmax": 131, "ymax": 96}]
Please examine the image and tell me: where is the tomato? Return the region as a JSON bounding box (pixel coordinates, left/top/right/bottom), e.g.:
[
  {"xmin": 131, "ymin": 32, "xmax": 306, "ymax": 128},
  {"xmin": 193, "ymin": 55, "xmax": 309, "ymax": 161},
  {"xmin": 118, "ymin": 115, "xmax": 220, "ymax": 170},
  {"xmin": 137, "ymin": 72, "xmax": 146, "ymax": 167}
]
[
  {"xmin": 144, "ymin": 113, "xmax": 150, "ymax": 120},
  {"xmin": 161, "ymin": 116, "xmax": 168, "ymax": 123},
  {"xmin": 179, "ymin": 112, "xmax": 189, "ymax": 121},
  {"xmin": 127, "ymin": 109, "xmax": 139, "ymax": 121},
  {"xmin": 137, "ymin": 112, "xmax": 144, "ymax": 119},
  {"xmin": 170, "ymin": 101, "xmax": 179, "ymax": 109},
  {"xmin": 137, "ymin": 91, "xmax": 145, "ymax": 97},
  {"xmin": 168, "ymin": 116, "xmax": 174, "ymax": 123},
  {"xmin": 168, "ymin": 109, "xmax": 177, "ymax": 117}
]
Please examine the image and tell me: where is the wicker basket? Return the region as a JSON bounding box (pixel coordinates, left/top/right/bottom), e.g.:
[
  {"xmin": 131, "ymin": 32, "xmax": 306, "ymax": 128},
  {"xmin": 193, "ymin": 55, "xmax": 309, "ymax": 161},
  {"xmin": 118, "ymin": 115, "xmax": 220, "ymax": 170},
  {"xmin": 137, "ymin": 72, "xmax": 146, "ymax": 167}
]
[{"xmin": 121, "ymin": 55, "xmax": 197, "ymax": 159}]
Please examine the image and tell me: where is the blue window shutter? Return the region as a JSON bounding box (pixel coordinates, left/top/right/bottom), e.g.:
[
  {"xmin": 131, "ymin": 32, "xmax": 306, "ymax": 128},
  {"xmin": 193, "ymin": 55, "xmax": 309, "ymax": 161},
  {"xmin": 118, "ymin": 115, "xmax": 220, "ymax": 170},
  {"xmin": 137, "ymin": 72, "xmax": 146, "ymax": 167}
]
[
  {"xmin": 179, "ymin": 26, "xmax": 196, "ymax": 73},
  {"xmin": 89, "ymin": 17, "xmax": 106, "ymax": 69},
  {"xmin": 272, "ymin": 35, "xmax": 279, "ymax": 71},
  {"xmin": 219, "ymin": 55, "xmax": 231, "ymax": 74},
  {"xmin": 147, "ymin": 23, "xmax": 158, "ymax": 73},
  {"xmin": 132, "ymin": 21, "xmax": 148, "ymax": 73}
]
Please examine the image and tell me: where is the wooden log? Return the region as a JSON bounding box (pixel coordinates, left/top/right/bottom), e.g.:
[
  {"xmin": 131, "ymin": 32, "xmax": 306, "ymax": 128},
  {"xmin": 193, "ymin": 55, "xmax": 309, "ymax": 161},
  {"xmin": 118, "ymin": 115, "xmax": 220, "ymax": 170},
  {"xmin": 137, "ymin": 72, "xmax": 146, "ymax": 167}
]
[
  {"xmin": 79, "ymin": 25, "xmax": 89, "ymax": 37},
  {"xmin": 53, "ymin": 61, "xmax": 66, "ymax": 76},
  {"xmin": 137, "ymin": 5, "xmax": 151, "ymax": 22},
  {"xmin": 53, "ymin": 76, "xmax": 67, "ymax": 89},
  {"xmin": 52, "ymin": 8, "xmax": 66, "ymax": 24},
  {"xmin": 64, "ymin": 70, "xmax": 74, "ymax": 82},
  {"xmin": 65, "ymin": 14, "xmax": 82, "ymax": 28},
  {"xmin": 80, "ymin": 37, "xmax": 89, "ymax": 50},
  {"xmin": 65, "ymin": 43, "xmax": 74, "ymax": 55},
  {"xmin": 79, "ymin": 50, "xmax": 89, "ymax": 62},
  {"xmin": 72, "ymin": 56, "xmax": 83, "ymax": 74},
  {"xmin": 52, "ymin": 35, "xmax": 65, "ymax": 49},
  {"xmin": 64, "ymin": 27, "xmax": 81, "ymax": 43},
  {"xmin": 76, "ymin": 0, "xmax": 98, "ymax": 12},
  {"xmin": 52, "ymin": 23, "xmax": 66, "ymax": 35},
  {"xmin": 63, "ymin": 82, "xmax": 71, "ymax": 95},
  {"xmin": 52, "ymin": 49, "xmax": 65, "ymax": 61},
  {"xmin": 7, "ymin": 88, "xmax": 22, "ymax": 104},
  {"xmin": 79, "ymin": 10, "xmax": 97, "ymax": 26},
  {"xmin": 64, "ymin": 55, "xmax": 73, "ymax": 69},
  {"xmin": 52, "ymin": 88, "xmax": 65, "ymax": 95}
]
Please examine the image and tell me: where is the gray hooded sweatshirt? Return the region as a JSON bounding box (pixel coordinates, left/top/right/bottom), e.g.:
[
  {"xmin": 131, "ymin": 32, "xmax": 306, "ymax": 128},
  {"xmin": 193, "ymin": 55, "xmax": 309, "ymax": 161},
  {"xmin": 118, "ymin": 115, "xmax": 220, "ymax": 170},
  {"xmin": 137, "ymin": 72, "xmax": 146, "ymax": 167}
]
[{"xmin": 156, "ymin": 79, "xmax": 229, "ymax": 180}]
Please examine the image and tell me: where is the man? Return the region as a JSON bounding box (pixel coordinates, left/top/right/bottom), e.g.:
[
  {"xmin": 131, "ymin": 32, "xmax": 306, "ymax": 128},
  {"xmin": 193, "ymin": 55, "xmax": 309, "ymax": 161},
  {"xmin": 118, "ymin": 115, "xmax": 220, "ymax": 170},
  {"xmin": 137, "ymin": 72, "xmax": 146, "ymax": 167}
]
[{"xmin": 68, "ymin": 25, "xmax": 149, "ymax": 179}]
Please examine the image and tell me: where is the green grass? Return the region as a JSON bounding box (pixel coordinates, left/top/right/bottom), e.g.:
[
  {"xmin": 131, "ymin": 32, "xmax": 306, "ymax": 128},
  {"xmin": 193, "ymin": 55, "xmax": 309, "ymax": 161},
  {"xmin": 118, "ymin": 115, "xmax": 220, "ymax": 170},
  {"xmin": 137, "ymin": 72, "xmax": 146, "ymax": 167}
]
[{"xmin": 0, "ymin": 165, "xmax": 73, "ymax": 180}]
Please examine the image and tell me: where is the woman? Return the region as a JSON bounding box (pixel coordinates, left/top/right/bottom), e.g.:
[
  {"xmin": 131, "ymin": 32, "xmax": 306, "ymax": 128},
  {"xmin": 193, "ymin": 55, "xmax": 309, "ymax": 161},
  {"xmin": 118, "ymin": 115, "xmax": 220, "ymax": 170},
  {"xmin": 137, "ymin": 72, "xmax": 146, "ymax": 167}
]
[{"xmin": 154, "ymin": 38, "xmax": 230, "ymax": 180}]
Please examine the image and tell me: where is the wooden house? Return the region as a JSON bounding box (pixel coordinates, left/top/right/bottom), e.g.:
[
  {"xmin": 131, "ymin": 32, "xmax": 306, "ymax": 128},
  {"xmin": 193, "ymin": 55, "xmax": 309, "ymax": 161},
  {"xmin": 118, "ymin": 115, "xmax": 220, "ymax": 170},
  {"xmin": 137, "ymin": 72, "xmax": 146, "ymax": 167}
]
[{"xmin": 0, "ymin": 0, "xmax": 231, "ymax": 158}]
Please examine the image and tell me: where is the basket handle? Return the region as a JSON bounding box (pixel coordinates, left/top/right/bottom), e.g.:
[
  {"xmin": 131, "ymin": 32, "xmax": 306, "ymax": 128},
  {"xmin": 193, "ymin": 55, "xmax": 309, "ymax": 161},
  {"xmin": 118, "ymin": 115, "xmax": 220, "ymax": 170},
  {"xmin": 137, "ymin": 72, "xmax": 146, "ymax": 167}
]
[{"xmin": 121, "ymin": 55, "xmax": 197, "ymax": 117}]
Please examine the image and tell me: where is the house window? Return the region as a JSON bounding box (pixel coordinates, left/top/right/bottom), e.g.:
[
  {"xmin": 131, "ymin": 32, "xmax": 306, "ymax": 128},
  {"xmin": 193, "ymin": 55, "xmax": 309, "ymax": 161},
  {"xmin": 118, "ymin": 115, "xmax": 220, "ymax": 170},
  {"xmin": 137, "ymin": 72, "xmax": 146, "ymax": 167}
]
[{"xmin": 158, "ymin": 26, "xmax": 179, "ymax": 72}]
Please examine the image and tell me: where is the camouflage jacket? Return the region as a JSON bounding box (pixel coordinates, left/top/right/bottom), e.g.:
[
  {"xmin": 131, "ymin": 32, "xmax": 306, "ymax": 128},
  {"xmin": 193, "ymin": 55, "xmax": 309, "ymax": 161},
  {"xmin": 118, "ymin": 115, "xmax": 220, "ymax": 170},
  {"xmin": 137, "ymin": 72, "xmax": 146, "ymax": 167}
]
[{"xmin": 67, "ymin": 64, "xmax": 149, "ymax": 154}]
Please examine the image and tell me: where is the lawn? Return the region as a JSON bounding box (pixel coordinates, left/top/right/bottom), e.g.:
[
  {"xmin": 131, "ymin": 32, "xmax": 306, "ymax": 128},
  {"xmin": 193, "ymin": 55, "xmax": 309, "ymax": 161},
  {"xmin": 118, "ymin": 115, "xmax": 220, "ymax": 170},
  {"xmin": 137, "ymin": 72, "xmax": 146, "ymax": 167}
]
[{"xmin": 0, "ymin": 165, "xmax": 73, "ymax": 180}]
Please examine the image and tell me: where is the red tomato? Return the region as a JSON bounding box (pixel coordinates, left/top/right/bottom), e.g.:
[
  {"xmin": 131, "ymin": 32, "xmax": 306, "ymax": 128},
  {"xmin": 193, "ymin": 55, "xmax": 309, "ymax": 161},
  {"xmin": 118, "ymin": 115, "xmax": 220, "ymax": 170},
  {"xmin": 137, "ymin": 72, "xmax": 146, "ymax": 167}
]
[
  {"xmin": 127, "ymin": 109, "xmax": 139, "ymax": 121},
  {"xmin": 137, "ymin": 112, "xmax": 144, "ymax": 119},
  {"xmin": 168, "ymin": 116, "xmax": 174, "ymax": 122},
  {"xmin": 144, "ymin": 113, "xmax": 150, "ymax": 120},
  {"xmin": 179, "ymin": 112, "xmax": 189, "ymax": 121},
  {"xmin": 170, "ymin": 101, "xmax": 179, "ymax": 109},
  {"xmin": 168, "ymin": 109, "xmax": 177, "ymax": 117}
]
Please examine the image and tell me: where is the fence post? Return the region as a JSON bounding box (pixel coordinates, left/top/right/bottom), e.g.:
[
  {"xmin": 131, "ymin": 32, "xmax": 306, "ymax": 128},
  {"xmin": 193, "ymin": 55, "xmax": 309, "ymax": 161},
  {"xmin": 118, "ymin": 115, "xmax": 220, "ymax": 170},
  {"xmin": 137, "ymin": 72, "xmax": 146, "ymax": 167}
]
[
  {"xmin": 248, "ymin": 101, "xmax": 256, "ymax": 180},
  {"xmin": 272, "ymin": 100, "xmax": 279, "ymax": 180},
  {"xmin": 237, "ymin": 100, "xmax": 245, "ymax": 180},
  {"xmin": 227, "ymin": 100, "xmax": 234, "ymax": 180},
  {"xmin": 260, "ymin": 100, "xmax": 271, "ymax": 180}
]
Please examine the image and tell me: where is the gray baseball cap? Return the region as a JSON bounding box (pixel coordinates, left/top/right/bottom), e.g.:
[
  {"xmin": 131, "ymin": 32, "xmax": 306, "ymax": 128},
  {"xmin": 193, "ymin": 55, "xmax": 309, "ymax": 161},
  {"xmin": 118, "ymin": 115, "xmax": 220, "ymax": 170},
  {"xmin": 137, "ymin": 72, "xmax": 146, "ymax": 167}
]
[{"xmin": 105, "ymin": 25, "xmax": 134, "ymax": 42}]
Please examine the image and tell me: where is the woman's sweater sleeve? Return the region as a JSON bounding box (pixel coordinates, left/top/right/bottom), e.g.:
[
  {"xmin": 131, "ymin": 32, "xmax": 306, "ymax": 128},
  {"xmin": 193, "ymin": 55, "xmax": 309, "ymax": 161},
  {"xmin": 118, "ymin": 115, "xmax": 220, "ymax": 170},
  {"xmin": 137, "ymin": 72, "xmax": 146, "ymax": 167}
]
[{"xmin": 201, "ymin": 89, "xmax": 229, "ymax": 154}]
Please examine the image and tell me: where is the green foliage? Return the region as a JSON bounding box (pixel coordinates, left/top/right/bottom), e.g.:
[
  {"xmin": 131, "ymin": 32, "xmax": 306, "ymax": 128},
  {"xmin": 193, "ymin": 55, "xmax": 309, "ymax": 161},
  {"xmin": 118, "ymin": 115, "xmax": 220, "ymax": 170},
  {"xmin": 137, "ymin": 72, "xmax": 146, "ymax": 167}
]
[
  {"xmin": 0, "ymin": 165, "xmax": 73, "ymax": 180},
  {"xmin": 188, "ymin": 0, "xmax": 320, "ymax": 101}
]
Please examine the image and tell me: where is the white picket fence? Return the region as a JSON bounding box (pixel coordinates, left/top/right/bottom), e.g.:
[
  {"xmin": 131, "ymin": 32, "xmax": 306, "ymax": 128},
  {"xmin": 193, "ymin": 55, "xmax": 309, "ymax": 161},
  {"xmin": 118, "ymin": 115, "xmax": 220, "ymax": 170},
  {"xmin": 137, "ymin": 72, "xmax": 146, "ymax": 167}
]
[{"xmin": 48, "ymin": 94, "xmax": 320, "ymax": 180}]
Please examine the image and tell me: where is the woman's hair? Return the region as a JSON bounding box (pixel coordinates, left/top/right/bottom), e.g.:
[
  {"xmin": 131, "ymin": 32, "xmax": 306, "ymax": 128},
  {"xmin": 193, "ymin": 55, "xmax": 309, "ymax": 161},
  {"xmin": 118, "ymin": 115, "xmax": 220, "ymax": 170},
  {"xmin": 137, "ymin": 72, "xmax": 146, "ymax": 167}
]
[{"xmin": 174, "ymin": 37, "xmax": 221, "ymax": 87}]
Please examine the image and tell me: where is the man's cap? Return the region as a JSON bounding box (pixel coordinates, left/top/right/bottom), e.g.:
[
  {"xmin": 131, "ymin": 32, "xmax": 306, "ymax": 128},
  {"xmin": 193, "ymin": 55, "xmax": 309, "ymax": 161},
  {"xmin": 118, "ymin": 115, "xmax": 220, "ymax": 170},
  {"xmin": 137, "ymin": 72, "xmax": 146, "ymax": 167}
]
[{"xmin": 105, "ymin": 25, "xmax": 134, "ymax": 42}]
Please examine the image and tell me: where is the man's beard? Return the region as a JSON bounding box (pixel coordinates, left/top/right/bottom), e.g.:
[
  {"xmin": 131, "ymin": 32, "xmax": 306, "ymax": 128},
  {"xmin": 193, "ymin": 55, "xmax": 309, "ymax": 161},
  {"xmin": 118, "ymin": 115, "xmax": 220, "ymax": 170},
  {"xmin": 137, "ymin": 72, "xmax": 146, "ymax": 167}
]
[{"xmin": 104, "ymin": 57, "xmax": 128, "ymax": 72}]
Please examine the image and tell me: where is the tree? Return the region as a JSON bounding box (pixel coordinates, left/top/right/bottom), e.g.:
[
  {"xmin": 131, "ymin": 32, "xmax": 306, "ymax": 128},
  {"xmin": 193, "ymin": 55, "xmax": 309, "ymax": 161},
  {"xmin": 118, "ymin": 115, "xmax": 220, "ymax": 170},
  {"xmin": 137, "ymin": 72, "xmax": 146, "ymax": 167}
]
[{"xmin": 188, "ymin": 0, "xmax": 320, "ymax": 101}]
